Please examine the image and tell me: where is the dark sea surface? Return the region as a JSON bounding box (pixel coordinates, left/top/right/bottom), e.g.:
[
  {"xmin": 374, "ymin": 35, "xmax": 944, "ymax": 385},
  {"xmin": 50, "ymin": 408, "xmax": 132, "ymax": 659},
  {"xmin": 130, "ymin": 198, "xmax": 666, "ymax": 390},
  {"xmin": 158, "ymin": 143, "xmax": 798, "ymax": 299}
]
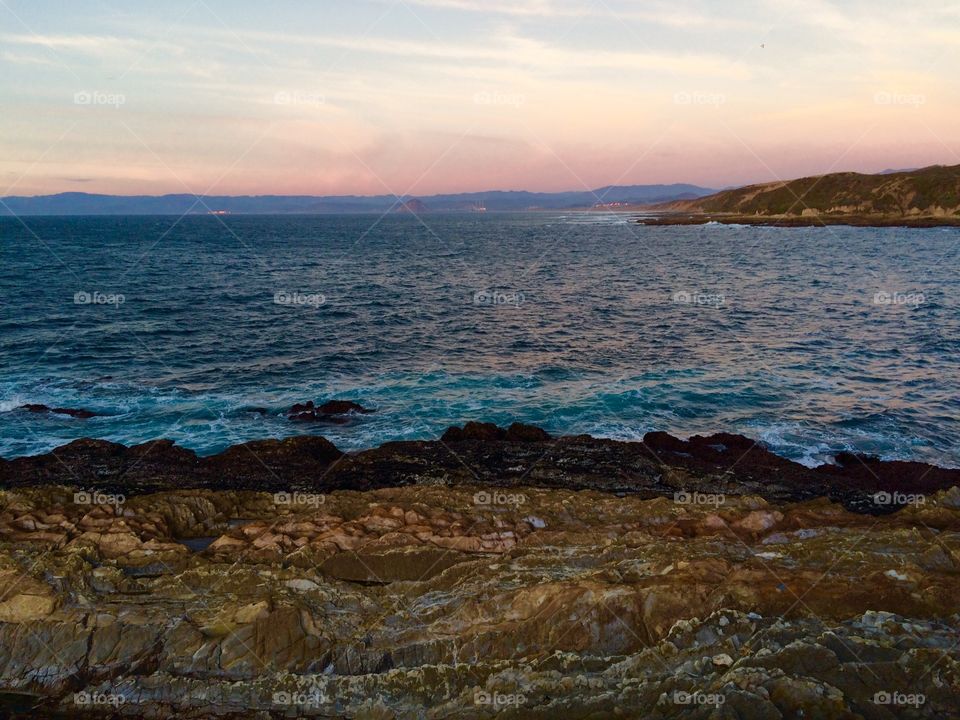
[{"xmin": 0, "ymin": 213, "xmax": 957, "ymax": 466}]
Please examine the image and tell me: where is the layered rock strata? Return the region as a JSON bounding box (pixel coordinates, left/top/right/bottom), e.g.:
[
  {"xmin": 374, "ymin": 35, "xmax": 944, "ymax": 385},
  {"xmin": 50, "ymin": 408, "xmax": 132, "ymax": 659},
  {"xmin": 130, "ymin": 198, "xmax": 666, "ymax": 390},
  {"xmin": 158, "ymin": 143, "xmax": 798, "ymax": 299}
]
[{"xmin": 0, "ymin": 480, "xmax": 957, "ymax": 718}]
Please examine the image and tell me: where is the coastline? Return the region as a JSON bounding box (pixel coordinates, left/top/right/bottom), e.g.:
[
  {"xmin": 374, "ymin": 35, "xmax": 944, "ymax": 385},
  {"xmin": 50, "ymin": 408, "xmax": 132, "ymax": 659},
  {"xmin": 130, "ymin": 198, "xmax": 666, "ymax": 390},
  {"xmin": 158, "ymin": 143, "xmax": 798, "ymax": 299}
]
[
  {"xmin": 636, "ymin": 213, "xmax": 960, "ymax": 228},
  {"xmin": 3, "ymin": 422, "xmax": 958, "ymax": 514},
  {"xmin": 0, "ymin": 424, "xmax": 958, "ymax": 717}
]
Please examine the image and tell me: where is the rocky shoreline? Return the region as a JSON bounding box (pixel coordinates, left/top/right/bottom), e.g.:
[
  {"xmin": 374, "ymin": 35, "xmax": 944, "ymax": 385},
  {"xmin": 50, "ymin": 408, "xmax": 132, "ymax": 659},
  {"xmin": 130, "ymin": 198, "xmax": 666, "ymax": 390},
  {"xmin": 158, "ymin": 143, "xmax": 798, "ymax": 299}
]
[
  {"xmin": 0, "ymin": 424, "xmax": 958, "ymax": 717},
  {"xmin": 2, "ymin": 422, "xmax": 958, "ymax": 513},
  {"xmin": 636, "ymin": 213, "xmax": 960, "ymax": 228}
]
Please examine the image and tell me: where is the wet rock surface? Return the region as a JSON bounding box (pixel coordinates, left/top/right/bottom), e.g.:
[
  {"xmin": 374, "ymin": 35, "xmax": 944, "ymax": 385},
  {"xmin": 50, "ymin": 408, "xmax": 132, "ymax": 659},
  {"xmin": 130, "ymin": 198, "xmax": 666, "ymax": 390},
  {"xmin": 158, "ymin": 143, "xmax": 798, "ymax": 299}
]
[
  {"xmin": 440, "ymin": 421, "xmax": 551, "ymax": 443},
  {"xmin": 2, "ymin": 424, "xmax": 958, "ymax": 514},
  {"xmin": 14, "ymin": 404, "xmax": 100, "ymax": 419},
  {"xmin": 287, "ymin": 401, "xmax": 375, "ymax": 424},
  {"xmin": 0, "ymin": 480, "xmax": 957, "ymax": 718}
]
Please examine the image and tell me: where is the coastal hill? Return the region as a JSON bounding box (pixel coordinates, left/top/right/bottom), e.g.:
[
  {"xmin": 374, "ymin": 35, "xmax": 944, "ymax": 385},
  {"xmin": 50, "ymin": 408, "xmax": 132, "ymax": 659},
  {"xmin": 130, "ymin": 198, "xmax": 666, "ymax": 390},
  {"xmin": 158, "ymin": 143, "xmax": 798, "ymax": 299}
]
[{"xmin": 648, "ymin": 164, "xmax": 960, "ymax": 226}]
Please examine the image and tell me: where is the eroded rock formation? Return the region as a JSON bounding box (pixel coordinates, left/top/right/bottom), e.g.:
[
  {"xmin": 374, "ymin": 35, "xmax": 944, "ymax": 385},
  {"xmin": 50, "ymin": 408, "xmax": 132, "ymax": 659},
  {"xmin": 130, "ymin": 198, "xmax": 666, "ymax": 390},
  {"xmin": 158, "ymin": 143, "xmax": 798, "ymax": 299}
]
[
  {"xmin": 0, "ymin": 480, "xmax": 957, "ymax": 718},
  {"xmin": 3, "ymin": 425, "xmax": 959, "ymax": 513}
]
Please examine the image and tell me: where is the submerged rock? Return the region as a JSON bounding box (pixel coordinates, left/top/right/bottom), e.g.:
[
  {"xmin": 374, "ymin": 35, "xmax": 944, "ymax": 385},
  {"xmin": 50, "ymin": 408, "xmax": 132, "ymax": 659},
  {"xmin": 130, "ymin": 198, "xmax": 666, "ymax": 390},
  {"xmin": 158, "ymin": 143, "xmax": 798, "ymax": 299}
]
[
  {"xmin": 287, "ymin": 400, "xmax": 374, "ymax": 423},
  {"xmin": 16, "ymin": 403, "xmax": 99, "ymax": 419}
]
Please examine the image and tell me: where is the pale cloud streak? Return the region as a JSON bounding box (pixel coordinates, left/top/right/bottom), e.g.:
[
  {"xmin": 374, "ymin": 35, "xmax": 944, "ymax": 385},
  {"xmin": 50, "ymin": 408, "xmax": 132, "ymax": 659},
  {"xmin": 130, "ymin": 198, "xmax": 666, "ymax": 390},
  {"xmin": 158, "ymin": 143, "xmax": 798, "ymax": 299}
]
[
  {"xmin": 1, "ymin": 32, "xmax": 182, "ymax": 57},
  {"xmin": 0, "ymin": 0, "xmax": 957, "ymax": 195}
]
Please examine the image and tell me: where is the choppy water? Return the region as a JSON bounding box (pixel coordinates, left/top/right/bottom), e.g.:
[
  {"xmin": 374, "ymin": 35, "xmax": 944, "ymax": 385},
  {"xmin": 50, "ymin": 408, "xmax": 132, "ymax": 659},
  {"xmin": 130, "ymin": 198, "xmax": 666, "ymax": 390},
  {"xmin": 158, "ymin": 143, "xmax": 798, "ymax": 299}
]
[{"xmin": 0, "ymin": 213, "xmax": 957, "ymax": 466}]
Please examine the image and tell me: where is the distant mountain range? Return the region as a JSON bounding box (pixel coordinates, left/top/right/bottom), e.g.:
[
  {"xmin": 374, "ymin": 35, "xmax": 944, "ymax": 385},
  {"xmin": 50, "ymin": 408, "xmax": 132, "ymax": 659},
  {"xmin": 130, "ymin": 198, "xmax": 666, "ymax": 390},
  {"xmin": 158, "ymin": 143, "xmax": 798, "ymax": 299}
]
[
  {"xmin": 656, "ymin": 164, "xmax": 960, "ymax": 220},
  {"xmin": 0, "ymin": 184, "xmax": 714, "ymax": 216}
]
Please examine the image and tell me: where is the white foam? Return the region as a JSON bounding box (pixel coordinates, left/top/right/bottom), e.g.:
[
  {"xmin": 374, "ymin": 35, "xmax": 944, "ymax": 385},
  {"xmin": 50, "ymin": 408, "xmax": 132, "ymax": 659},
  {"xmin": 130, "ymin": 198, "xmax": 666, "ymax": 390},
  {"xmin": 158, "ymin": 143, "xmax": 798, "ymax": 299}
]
[{"xmin": 0, "ymin": 398, "xmax": 24, "ymax": 413}]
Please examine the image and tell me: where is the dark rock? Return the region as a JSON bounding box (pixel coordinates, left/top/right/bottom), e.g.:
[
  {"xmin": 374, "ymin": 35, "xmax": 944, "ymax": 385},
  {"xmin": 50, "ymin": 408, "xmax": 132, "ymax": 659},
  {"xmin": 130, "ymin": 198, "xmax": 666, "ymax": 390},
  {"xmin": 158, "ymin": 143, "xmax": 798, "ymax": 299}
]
[
  {"xmin": 286, "ymin": 400, "xmax": 373, "ymax": 422},
  {"xmin": 834, "ymin": 451, "xmax": 881, "ymax": 466},
  {"xmin": 504, "ymin": 422, "xmax": 551, "ymax": 442},
  {"xmin": 440, "ymin": 427, "xmax": 463, "ymax": 442},
  {"xmin": 2, "ymin": 424, "xmax": 958, "ymax": 513},
  {"xmin": 205, "ymin": 436, "xmax": 343, "ymax": 486},
  {"xmin": 641, "ymin": 430, "xmax": 960, "ymax": 512},
  {"xmin": 16, "ymin": 404, "xmax": 99, "ymax": 419},
  {"xmin": 819, "ymin": 454, "xmax": 960, "ymax": 496},
  {"xmin": 0, "ymin": 437, "xmax": 199, "ymax": 493},
  {"xmin": 316, "ymin": 400, "xmax": 372, "ymax": 415},
  {"xmin": 640, "ymin": 432, "xmax": 796, "ymax": 482},
  {"xmin": 442, "ymin": 421, "xmax": 504, "ymax": 442}
]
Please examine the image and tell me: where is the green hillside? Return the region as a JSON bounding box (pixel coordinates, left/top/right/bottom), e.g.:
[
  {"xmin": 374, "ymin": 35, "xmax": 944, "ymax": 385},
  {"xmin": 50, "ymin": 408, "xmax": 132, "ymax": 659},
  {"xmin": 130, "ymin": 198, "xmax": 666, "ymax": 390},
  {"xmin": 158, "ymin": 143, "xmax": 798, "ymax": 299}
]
[{"xmin": 662, "ymin": 164, "xmax": 960, "ymax": 218}]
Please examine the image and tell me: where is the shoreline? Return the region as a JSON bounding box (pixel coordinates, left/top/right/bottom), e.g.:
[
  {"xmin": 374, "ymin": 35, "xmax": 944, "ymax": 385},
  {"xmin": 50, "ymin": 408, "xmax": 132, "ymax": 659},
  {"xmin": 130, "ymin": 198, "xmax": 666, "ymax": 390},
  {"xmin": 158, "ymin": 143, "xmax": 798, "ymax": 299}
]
[
  {"xmin": 2, "ymin": 421, "xmax": 959, "ymax": 718},
  {"xmin": 636, "ymin": 213, "xmax": 960, "ymax": 228},
  {"xmin": 0, "ymin": 444, "xmax": 958, "ymax": 718},
  {"xmin": 3, "ymin": 422, "xmax": 958, "ymax": 514}
]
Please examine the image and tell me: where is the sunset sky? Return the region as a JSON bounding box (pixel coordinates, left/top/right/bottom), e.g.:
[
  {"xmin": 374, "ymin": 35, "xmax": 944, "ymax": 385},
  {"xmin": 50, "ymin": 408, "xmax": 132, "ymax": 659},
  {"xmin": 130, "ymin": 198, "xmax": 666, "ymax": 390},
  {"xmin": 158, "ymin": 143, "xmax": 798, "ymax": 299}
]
[{"xmin": 2, "ymin": 0, "xmax": 958, "ymax": 196}]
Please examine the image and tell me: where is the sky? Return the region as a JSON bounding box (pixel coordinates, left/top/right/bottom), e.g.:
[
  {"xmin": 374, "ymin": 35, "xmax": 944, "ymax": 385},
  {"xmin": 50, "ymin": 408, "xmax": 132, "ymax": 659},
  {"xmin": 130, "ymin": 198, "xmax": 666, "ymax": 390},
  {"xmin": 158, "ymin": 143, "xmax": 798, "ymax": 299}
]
[{"xmin": 1, "ymin": 0, "xmax": 959, "ymax": 197}]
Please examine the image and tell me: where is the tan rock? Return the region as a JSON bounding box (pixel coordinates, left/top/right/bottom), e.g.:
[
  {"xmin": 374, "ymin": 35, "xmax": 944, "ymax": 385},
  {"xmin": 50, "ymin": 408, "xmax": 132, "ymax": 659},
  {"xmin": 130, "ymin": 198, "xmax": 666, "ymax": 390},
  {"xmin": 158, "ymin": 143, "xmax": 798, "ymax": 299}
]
[
  {"xmin": 735, "ymin": 510, "xmax": 784, "ymax": 533},
  {"xmin": 0, "ymin": 592, "xmax": 56, "ymax": 622},
  {"xmin": 234, "ymin": 601, "xmax": 270, "ymax": 624}
]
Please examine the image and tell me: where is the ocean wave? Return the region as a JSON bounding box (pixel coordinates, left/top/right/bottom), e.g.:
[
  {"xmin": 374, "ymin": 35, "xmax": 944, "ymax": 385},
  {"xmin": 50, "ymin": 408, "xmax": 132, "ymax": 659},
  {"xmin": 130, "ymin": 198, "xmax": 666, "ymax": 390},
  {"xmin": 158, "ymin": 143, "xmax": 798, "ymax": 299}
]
[{"xmin": 1, "ymin": 215, "xmax": 957, "ymax": 465}]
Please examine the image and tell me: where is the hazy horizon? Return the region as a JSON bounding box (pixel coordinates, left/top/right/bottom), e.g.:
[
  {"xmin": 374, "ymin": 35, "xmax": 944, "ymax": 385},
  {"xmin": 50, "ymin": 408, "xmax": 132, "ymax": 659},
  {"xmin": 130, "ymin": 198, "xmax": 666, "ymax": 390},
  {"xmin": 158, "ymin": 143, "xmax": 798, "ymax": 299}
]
[
  {"xmin": 5, "ymin": 165, "xmax": 955, "ymax": 200},
  {"xmin": 2, "ymin": 0, "xmax": 958, "ymax": 198}
]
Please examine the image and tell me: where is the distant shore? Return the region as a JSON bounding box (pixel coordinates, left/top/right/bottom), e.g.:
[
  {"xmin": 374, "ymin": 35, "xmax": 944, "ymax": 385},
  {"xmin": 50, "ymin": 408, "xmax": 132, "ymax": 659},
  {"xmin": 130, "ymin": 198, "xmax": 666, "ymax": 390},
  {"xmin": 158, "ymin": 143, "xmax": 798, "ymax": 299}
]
[{"xmin": 636, "ymin": 213, "xmax": 960, "ymax": 228}]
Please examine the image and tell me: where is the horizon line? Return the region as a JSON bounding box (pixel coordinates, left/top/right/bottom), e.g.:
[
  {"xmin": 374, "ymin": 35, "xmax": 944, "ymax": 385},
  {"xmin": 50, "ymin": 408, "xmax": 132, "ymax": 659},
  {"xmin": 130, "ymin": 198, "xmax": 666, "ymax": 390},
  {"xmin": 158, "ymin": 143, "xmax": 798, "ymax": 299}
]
[{"xmin": 4, "ymin": 162, "xmax": 951, "ymax": 201}]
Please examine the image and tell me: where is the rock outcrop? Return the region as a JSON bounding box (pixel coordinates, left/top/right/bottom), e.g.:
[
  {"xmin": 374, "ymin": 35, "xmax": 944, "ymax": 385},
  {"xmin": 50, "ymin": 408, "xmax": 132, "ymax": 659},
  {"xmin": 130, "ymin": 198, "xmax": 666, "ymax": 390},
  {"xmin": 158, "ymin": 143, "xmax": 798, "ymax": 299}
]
[
  {"xmin": 2, "ymin": 424, "xmax": 959, "ymax": 716},
  {"xmin": 0, "ymin": 483, "xmax": 957, "ymax": 717},
  {"xmin": 15, "ymin": 404, "xmax": 99, "ymax": 419},
  {"xmin": 2, "ymin": 425, "xmax": 958, "ymax": 514},
  {"xmin": 287, "ymin": 400, "xmax": 374, "ymax": 423}
]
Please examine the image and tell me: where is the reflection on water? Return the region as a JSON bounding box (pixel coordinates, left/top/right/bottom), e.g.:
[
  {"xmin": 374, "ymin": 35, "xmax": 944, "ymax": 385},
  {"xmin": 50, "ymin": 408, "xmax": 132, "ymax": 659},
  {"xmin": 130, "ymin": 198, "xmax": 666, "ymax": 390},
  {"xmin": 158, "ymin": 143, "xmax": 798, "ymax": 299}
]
[{"xmin": 0, "ymin": 214, "xmax": 957, "ymax": 467}]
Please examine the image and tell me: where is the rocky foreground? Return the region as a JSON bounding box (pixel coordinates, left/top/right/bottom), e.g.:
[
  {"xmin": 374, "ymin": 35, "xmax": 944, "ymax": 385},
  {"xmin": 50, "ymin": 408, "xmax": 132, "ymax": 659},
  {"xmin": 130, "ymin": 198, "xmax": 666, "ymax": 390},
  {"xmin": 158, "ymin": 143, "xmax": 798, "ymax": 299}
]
[{"xmin": 0, "ymin": 425, "xmax": 958, "ymax": 718}]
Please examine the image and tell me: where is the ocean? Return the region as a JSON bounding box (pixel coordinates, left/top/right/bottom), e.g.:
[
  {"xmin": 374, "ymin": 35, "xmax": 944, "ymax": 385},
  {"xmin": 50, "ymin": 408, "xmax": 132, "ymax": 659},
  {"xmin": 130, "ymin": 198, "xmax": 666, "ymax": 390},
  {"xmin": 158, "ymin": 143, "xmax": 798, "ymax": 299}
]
[{"xmin": 1, "ymin": 213, "xmax": 957, "ymax": 466}]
